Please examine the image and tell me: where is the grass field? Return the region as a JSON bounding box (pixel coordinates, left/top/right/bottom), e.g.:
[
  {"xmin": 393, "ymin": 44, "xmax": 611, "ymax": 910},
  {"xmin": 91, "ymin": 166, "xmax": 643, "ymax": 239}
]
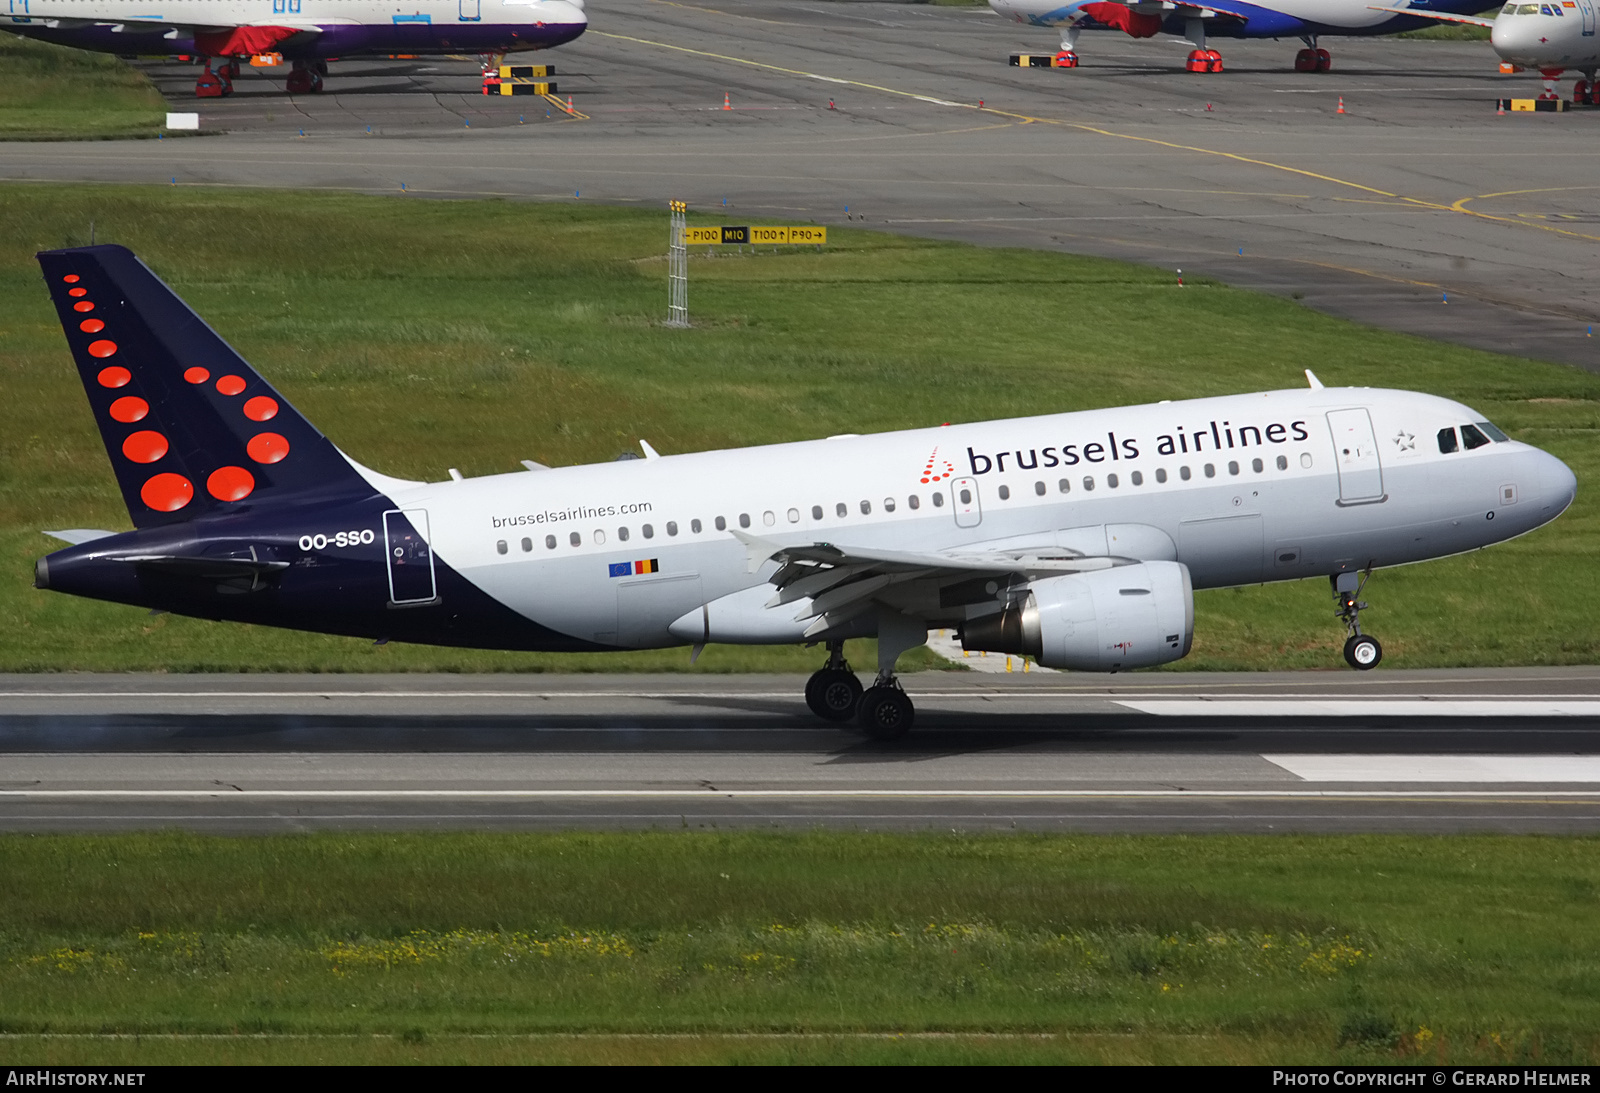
[
  {"xmin": 0, "ymin": 832, "xmax": 1596, "ymax": 1064},
  {"xmin": 0, "ymin": 36, "xmax": 167, "ymax": 141},
  {"xmin": 3, "ymin": 182, "xmax": 1597, "ymax": 672}
]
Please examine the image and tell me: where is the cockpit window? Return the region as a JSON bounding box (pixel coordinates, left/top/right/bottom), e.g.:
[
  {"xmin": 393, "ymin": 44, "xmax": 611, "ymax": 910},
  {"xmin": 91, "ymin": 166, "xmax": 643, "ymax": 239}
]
[
  {"xmin": 1460, "ymin": 423, "xmax": 1492, "ymax": 450},
  {"xmin": 1518, "ymin": 4, "xmax": 1540, "ymax": 12},
  {"xmin": 1501, "ymin": 2, "xmax": 1515, "ymax": 10},
  {"xmin": 1437, "ymin": 427, "xmax": 1459, "ymax": 454},
  {"xmin": 1477, "ymin": 420, "xmax": 1509, "ymax": 442}
]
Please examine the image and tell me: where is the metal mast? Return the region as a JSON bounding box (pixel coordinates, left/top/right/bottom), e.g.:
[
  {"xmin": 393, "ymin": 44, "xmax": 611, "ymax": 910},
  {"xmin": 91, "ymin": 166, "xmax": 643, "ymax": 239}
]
[{"xmin": 666, "ymin": 199, "xmax": 689, "ymax": 328}]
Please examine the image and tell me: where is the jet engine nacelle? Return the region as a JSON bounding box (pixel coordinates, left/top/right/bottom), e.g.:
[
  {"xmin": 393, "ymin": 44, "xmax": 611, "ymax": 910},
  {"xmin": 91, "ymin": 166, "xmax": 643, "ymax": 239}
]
[{"xmin": 959, "ymin": 561, "xmax": 1193, "ymax": 671}]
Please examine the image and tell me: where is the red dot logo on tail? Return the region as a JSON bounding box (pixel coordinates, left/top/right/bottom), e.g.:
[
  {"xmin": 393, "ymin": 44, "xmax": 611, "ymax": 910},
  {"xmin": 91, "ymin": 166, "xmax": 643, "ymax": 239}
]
[
  {"xmin": 73, "ymin": 302, "xmax": 94, "ymax": 313},
  {"xmin": 88, "ymin": 340, "xmax": 118, "ymax": 359},
  {"xmin": 247, "ymin": 432, "xmax": 289, "ymax": 464},
  {"xmin": 207, "ymin": 466, "xmax": 255, "ymax": 502},
  {"xmin": 140, "ymin": 473, "xmax": 193, "ymax": 512},
  {"xmin": 68, "ymin": 288, "xmax": 87, "ymax": 298},
  {"xmin": 243, "ymin": 396, "xmax": 278, "ymax": 422},
  {"xmin": 184, "ymin": 367, "xmax": 210, "ymax": 384},
  {"xmin": 97, "ymin": 366, "xmax": 130, "ymax": 389},
  {"xmin": 62, "ymin": 275, "xmax": 79, "ymax": 284},
  {"xmin": 122, "ymin": 430, "xmax": 169, "ymax": 464},
  {"xmin": 109, "ymin": 396, "xmax": 148, "ymax": 424},
  {"xmin": 216, "ymin": 375, "xmax": 246, "ymax": 396},
  {"xmin": 79, "ymin": 319, "xmax": 104, "ymax": 333}
]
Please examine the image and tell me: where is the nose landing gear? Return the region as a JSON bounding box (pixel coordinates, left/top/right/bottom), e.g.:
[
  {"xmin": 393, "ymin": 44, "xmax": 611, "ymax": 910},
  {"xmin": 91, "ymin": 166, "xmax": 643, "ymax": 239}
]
[{"xmin": 1333, "ymin": 570, "xmax": 1382, "ymax": 670}]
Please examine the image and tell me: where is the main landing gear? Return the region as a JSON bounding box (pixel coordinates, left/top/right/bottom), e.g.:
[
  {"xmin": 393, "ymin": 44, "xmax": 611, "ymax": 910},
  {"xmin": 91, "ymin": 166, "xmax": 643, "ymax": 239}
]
[
  {"xmin": 1294, "ymin": 35, "xmax": 1331, "ymax": 73},
  {"xmin": 1333, "ymin": 570, "xmax": 1382, "ymax": 670},
  {"xmin": 803, "ymin": 611, "xmax": 929, "ymax": 741},
  {"xmin": 1573, "ymin": 69, "xmax": 1600, "ymax": 105},
  {"xmin": 1184, "ymin": 19, "xmax": 1223, "ymax": 74},
  {"xmin": 286, "ymin": 60, "xmax": 327, "ymax": 95},
  {"xmin": 805, "ymin": 640, "xmax": 862, "ymax": 722},
  {"xmin": 1054, "ymin": 27, "xmax": 1079, "ymax": 69},
  {"xmin": 195, "ymin": 58, "xmax": 240, "ymax": 98}
]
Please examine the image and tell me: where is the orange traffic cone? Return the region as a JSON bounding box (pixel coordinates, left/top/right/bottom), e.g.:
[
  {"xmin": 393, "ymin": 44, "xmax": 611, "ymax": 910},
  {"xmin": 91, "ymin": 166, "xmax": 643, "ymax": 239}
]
[
  {"xmin": 723, "ymin": 91, "xmax": 731, "ymax": 110},
  {"xmin": 566, "ymin": 96, "xmax": 573, "ymax": 113},
  {"xmin": 1497, "ymin": 99, "xmax": 1505, "ymax": 115},
  {"xmin": 1336, "ymin": 96, "xmax": 1346, "ymax": 114}
]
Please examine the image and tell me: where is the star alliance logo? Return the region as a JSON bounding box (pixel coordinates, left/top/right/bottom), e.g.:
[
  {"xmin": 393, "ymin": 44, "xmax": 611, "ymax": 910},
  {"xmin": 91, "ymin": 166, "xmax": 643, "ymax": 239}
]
[{"xmin": 1393, "ymin": 430, "xmax": 1415, "ymax": 451}]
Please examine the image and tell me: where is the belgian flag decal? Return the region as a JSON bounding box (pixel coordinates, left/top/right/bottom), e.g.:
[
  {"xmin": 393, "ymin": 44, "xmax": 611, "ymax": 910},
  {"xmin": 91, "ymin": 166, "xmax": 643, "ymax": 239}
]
[{"xmin": 609, "ymin": 559, "xmax": 660, "ymax": 577}]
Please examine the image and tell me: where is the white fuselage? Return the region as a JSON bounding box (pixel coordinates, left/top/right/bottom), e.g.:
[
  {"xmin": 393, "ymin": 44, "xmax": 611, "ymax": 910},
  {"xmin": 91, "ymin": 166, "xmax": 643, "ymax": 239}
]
[
  {"xmin": 350, "ymin": 386, "xmax": 1573, "ymax": 650},
  {"xmin": 1491, "ymin": 0, "xmax": 1600, "ymax": 70}
]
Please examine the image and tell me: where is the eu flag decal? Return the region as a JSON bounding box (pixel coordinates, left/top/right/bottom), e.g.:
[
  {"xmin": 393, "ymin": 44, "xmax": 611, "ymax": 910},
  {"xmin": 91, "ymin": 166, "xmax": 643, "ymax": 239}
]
[
  {"xmin": 635, "ymin": 559, "xmax": 659, "ymax": 574},
  {"xmin": 608, "ymin": 561, "xmax": 632, "ymax": 578}
]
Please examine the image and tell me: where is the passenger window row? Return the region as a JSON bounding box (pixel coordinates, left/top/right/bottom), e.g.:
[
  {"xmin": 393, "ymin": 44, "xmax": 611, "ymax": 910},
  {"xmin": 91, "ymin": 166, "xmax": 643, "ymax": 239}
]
[{"xmin": 491, "ymin": 448, "xmax": 1323, "ymax": 555}]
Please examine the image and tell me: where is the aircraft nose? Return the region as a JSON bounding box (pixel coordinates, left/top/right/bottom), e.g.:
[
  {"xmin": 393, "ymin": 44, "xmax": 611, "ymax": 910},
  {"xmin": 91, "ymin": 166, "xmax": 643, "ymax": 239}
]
[
  {"xmin": 1539, "ymin": 449, "xmax": 1578, "ymax": 517},
  {"xmin": 1491, "ymin": 19, "xmax": 1541, "ymax": 65}
]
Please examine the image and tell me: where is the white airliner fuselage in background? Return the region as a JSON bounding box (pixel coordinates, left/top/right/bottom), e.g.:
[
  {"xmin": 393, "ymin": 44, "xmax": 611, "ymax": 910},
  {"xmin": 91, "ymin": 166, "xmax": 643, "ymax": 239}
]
[
  {"xmin": 1373, "ymin": 0, "xmax": 1600, "ymax": 102},
  {"xmin": 991, "ymin": 0, "xmax": 1503, "ymax": 73},
  {"xmin": 34, "ymin": 247, "xmax": 1578, "ymax": 740},
  {"xmin": 1, "ymin": 0, "xmax": 586, "ymax": 95}
]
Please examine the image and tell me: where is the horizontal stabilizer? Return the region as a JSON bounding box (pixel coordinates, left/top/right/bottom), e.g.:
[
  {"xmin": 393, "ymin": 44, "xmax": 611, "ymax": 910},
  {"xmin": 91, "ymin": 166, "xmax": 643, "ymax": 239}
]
[{"xmin": 42, "ymin": 529, "xmax": 117, "ymax": 545}]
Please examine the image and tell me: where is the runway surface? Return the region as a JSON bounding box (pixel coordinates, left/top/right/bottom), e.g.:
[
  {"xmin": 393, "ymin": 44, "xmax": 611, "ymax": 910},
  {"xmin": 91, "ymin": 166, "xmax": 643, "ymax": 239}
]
[
  {"xmin": 5, "ymin": 668, "xmax": 1600, "ymax": 833},
  {"xmin": 6, "ymin": 1, "xmax": 1599, "ymax": 368}
]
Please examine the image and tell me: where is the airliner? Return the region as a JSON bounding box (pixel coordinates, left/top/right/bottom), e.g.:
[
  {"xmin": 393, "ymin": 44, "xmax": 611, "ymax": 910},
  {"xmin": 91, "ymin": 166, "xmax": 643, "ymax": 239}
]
[
  {"xmin": 990, "ymin": 0, "xmax": 1501, "ymax": 73},
  {"xmin": 1368, "ymin": 0, "xmax": 1599, "ymax": 103},
  {"xmin": 0, "ymin": 0, "xmax": 586, "ymax": 95},
  {"xmin": 33, "ymin": 245, "xmax": 1576, "ymax": 739}
]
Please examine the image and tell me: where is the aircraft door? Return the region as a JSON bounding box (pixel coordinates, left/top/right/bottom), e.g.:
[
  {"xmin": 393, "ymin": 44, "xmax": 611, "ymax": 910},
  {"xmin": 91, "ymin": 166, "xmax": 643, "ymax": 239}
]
[
  {"xmin": 1326, "ymin": 408, "xmax": 1386, "ymax": 505},
  {"xmin": 950, "ymin": 477, "xmax": 982, "ymax": 528},
  {"xmin": 1579, "ymin": 0, "xmax": 1595, "ymax": 35},
  {"xmin": 383, "ymin": 509, "xmax": 438, "ymax": 605},
  {"xmin": 459, "ymin": 0, "xmax": 481, "ymax": 20}
]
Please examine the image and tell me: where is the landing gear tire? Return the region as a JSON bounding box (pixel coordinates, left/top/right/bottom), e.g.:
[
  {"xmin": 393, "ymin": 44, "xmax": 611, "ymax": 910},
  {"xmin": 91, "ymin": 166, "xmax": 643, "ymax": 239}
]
[
  {"xmin": 805, "ymin": 668, "xmax": 863, "ymax": 722},
  {"xmin": 1315, "ymin": 48, "xmax": 1331, "ymax": 72},
  {"xmin": 857, "ymin": 686, "xmax": 914, "ymax": 741},
  {"xmin": 1344, "ymin": 634, "xmax": 1382, "ymax": 671},
  {"xmin": 286, "ymin": 69, "xmax": 311, "ymax": 94}
]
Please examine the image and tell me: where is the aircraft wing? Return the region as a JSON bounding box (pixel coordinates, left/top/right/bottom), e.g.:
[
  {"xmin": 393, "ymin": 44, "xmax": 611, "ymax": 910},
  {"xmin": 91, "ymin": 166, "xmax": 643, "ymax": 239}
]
[
  {"xmin": 1366, "ymin": 5, "xmax": 1497, "ymax": 25},
  {"xmin": 731, "ymin": 529, "xmax": 1131, "ymax": 637}
]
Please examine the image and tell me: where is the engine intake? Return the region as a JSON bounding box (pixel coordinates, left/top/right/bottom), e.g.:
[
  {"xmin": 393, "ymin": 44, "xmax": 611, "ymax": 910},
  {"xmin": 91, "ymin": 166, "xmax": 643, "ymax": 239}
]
[{"xmin": 959, "ymin": 561, "xmax": 1193, "ymax": 672}]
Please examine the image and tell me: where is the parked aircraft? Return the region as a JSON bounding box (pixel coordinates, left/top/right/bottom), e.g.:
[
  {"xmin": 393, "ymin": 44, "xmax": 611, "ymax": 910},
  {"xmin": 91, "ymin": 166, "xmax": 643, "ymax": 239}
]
[
  {"xmin": 990, "ymin": 0, "xmax": 1502, "ymax": 73},
  {"xmin": 1370, "ymin": 0, "xmax": 1600, "ymax": 102},
  {"xmin": 0, "ymin": 0, "xmax": 586, "ymax": 96},
  {"xmin": 33, "ymin": 246, "xmax": 1576, "ymax": 738}
]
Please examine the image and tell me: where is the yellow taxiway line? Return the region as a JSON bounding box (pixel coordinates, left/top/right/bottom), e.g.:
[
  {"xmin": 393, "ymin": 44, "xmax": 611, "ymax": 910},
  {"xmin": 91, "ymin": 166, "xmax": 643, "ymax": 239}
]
[{"xmin": 594, "ymin": 28, "xmax": 1600, "ymax": 245}]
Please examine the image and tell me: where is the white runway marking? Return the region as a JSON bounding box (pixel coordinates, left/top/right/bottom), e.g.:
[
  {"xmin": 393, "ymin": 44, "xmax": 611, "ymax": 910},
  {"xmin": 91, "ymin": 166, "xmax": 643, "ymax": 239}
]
[
  {"xmin": 1118, "ymin": 700, "xmax": 1600, "ymax": 718},
  {"xmin": 3, "ymin": 789, "xmax": 1599, "ymax": 799},
  {"xmin": 1264, "ymin": 755, "xmax": 1600, "ymax": 783}
]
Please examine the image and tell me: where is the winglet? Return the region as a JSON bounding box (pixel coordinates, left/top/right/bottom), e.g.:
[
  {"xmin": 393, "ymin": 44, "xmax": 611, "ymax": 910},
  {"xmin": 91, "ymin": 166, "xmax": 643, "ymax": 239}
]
[
  {"xmin": 1305, "ymin": 369, "xmax": 1324, "ymax": 390},
  {"xmin": 728, "ymin": 528, "xmax": 785, "ymax": 574},
  {"xmin": 639, "ymin": 440, "xmax": 660, "ymax": 460}
]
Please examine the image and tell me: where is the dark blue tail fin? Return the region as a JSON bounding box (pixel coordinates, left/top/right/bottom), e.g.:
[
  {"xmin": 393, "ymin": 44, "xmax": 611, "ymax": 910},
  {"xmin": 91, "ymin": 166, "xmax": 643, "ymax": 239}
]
[{"xmin": 38, "ymin": 245, "xmax": 375, "ymax": 528}]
